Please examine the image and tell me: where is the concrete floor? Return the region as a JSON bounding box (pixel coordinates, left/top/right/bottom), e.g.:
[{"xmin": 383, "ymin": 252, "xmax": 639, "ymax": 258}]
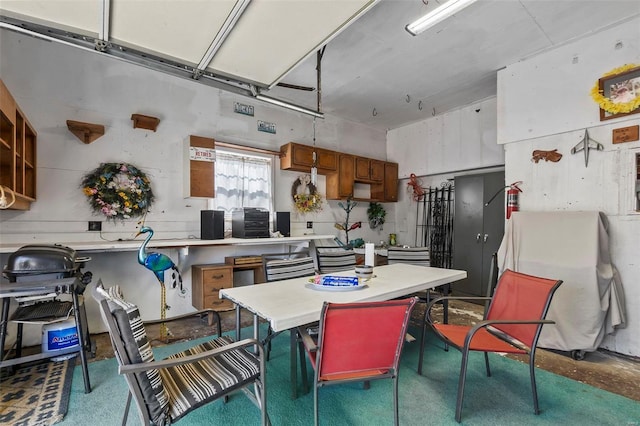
[{"xmin": 86, "ymin": 300, "xmax": 640, "ymax": 402}]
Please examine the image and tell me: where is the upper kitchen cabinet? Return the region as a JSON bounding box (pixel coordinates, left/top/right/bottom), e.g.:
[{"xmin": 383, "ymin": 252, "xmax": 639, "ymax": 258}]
[
  {"xmin": 280, "ymin": 142, "xmax": 337, "ymax": 174},
  {"xmin": 0, "ymin": 79, "xmax": 36, "ymax": 210},
  {"xmin": 355, "ymin": 157, "xmax": 384, "ymax": 183},
  {"xmin": 326, "ymin": 154, "xmax": 355, "ymax": 200},
  {"xmin": 371, "ymin": 162, "xmax": 399, "ymax": 202}
]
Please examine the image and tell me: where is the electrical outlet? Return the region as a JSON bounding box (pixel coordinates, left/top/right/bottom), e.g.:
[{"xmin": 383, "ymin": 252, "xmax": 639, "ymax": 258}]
[
  {"xmin": 88, "ymin": 221, "xmax": 102, "ymax": 232},
  {"xmin": 306, "ymin": 221, "xmax": 313, "ymax": 229}
]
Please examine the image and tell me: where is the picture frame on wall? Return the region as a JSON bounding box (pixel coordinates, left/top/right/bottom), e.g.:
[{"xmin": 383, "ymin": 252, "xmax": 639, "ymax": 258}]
[{"xmin": 599, "ymin": 65, "xmax": 640, "ymax": 121}]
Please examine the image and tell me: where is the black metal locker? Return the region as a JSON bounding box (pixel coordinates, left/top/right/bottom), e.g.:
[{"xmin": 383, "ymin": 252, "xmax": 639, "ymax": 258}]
[{"xmin": 452, "ymin": 171, "xmax": 505, "ymax": 297}]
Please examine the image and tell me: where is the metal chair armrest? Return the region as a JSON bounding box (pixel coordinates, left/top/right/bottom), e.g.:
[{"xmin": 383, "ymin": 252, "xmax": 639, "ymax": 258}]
[
  {"xmin": 119, "ymin": 338, "xmax": 262, "ymax": 375},
  {"xmin": 463, "ymin": 319, "xmax": 556, "ymax": 350}
]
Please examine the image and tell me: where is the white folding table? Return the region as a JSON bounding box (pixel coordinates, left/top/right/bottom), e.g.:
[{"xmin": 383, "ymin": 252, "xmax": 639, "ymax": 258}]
[{"xmin": 220, "ymin": 263, "xmax": 466, "ymax": 398}]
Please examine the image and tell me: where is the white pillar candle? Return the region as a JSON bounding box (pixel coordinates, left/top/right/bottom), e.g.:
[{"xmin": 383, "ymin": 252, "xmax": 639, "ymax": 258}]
[{"xmin": 365, "ymin": 243, "xmax": 375, "ymax": 267}]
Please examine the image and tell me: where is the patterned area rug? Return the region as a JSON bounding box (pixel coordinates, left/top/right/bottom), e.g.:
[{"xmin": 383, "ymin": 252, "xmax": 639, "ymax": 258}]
[{"xmin": 0, "ymin": 357, "xmax": 75, "ymax": 426}]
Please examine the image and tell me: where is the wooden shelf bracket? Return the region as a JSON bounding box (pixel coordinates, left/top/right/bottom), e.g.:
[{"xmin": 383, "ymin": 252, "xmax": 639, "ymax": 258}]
[
  {"xmin": 131, "ymin": 114, "xmax": 160, "ymax": 131},
  {"xmin": 66, "ymin": 120, "xmax": 105, "ymax": 144}
]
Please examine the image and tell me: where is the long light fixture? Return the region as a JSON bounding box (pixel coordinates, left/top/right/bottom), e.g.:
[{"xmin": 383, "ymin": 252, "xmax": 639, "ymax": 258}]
[
  {"xmin": 405, "ymin": 0, "xmax": 477, "ymax": 36},
  {"xmin": 255, "ymin": 94, "xmax": 324, "ymax": 119}
]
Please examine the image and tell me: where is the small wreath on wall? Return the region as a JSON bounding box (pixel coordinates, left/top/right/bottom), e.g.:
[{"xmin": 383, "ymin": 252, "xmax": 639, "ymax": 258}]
[
  {"xmin": 81, "ymin": 162, "xmax": 154, "ymax": 221},
  {"xmin": 591, "ymin": 64, "xmax": 640, "ymax": 118},
  {"xmin": 291, "ymin": 174, "xmax": 322, "ymax": 214}
]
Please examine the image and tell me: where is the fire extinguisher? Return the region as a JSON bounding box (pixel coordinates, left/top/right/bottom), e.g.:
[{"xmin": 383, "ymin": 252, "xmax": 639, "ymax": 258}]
[
  {"xmin": 485, "ymin": 181, "xmax": 523, "ymax": 219},
  {"xmin": 506, "ymin": 181, "xmax": 523, "ymax": 219}
]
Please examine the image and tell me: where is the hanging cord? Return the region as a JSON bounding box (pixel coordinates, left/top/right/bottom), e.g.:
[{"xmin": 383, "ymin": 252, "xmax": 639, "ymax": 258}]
[{"xmin": 485, "ymin": 181, "xmax": 523, "ymax": 207}]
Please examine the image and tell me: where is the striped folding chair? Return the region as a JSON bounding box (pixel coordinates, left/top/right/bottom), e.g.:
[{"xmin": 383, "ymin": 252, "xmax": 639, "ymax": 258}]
[{"xmin": 314, "ymin": 246, "xmax": 357, "ymax": 274}]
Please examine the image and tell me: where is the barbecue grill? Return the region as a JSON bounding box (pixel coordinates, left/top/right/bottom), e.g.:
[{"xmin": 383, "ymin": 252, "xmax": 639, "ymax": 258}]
[{"xmin": 1, "ymin": 244, "xmax": 94, "ymax": 391}]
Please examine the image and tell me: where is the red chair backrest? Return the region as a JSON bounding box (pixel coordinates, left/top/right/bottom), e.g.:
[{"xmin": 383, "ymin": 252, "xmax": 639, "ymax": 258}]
[
  {"xmin": 486, "ymin": 269, "xmax": 562, "ymax": 347},
  {"xmin": 317, "ymin": 298, "xmax": 417, "ymax": 379}
]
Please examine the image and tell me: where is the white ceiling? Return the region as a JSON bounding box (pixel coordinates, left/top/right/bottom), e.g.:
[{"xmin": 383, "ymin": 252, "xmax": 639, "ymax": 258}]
[{"xmin": 1, "ymin": 0, "xmax": 639, "ymax": 131}]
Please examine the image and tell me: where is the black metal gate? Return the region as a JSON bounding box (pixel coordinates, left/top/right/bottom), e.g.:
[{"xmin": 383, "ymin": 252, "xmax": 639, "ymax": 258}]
[{"xmin": 415, "ymin": 184, "xmax": 454, "ymax": 268}]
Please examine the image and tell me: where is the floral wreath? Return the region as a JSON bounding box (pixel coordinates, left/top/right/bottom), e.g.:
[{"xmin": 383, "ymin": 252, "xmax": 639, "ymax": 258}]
[
  {"xmin": 81, "ymin": 162, "xmax": 154, "ymax": 221},
  {"xmin": 291, "ymin": 174, "xmax": 322, "ymax": 214},
  {"xmin": 590, "ymin": 64, "xmax": 640, "ymax": 114}
]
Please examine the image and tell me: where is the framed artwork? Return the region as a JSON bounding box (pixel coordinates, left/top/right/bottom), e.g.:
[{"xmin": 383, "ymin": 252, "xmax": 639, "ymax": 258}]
[{"xmin": 597, "ymin": 65, "xmax": 640, "ymax": 121}]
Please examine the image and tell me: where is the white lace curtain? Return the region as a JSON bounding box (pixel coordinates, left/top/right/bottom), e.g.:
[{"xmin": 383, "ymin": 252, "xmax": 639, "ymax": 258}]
[{"xmin": 212, "ymin": 151, "xmax": 272, "ymax": 215}]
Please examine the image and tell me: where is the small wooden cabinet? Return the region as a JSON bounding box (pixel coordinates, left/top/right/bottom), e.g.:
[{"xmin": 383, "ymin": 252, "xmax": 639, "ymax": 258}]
[
  {"xmin": 0, "ymin": 79, "xmax": 37, "ymax": 210},
  {"xmin": 355, "ymin": 157, "xmax": 384, "ymax": 183},
  {"xmin": 191, "ymin": 264, "xmax": 234, "ymax": 311},
  {"xmin": 280, "ymin": 142, "xmax": 337, "ymax": 174},
  {"xmin": 371, "ymin": 162, "xmax": 399, "ymax": 202},
  {"xmin": 326, "ymin": 154, "xmax": 355, "ymax": 199},
  {"xmin": 184, "ymin": 135, "xmax": 215, "ymax": 198}
]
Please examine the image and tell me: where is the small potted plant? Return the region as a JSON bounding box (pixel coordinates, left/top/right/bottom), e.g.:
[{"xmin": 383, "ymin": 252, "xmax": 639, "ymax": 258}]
[{"xmin": 367, "ymin": 202, "xmax": 386, "ymax": 230}]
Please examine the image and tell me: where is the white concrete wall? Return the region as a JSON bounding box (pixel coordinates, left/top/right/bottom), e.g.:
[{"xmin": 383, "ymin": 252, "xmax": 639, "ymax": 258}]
[
  {"xmin": 497, "ymin": 17, "xmax": 640, "ymax": 356},
  {"xmin": 387, "ymin": 96, "xmax": 504, "ymax": 246},
  {"xmin": 0, "ymin": 29, "xmax": 392, "ymax": 345}
]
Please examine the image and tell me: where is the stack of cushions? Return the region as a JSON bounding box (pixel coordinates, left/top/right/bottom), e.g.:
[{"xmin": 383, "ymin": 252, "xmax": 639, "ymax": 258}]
[{"xmin": 96, "ymin": 283, "xmax": 261, "ymax": 424}]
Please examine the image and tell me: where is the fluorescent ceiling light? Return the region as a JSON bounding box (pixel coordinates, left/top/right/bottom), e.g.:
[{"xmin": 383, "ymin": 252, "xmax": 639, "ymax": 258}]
[
  {"xmin": 406, "ymin": 0, "xmax": 477, "ymax": 36},
  {"xmin": 255, "ymin": 94, "xmax": 324, "ymax": 119}
]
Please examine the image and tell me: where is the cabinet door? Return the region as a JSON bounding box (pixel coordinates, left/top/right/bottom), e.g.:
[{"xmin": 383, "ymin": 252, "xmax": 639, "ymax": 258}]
[
  {"xmin": 452, "ymin": 172, "xmax": 505, "ymax": 297},
  {"xmin": 316, "ymin": 148, "xmax": 337, "ymax": 172},
  {"xmin": 326, "ymin": 154, "xmax": 354, "ymax": 199},
  {"xmin": 355, "ymin": 157, "xmax": 370, "ymax": 180},
  {"xmin": 453, "ymin": 175, "xmax": 485, "ymax": 297},
  {"xmin": 186, "ymin": 135, "xmax": 215, "ymax": 198},
  {"xmin": 383, "ymin": 162, "xmax": 398, "ymax": 201},
  {"xmin": 370, "ymin": 160, "xmax": 385, "ymax": 182},
  {"xmin": 480, "ymin": 172, "xmax": 506, "ymax": 296},
  {"xmin": 280, "ymin": 143, "xmax": 337, "ymax": 173},
  {"xmin": 355, "ymin": 157, "xmax": 384, "ymax": 182}
]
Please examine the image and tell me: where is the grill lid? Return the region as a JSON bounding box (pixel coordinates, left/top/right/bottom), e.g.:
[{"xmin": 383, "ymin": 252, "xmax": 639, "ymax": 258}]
[{"xmin": 3, "ymin": 244, "xmax": 90, "ymax": 278}]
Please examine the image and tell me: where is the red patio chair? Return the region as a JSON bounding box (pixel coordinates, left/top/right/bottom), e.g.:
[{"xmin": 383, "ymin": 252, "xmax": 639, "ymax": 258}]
[
  {"xmin": 298, "ymin": 297, "xmax": 418, "ymax": 426},
  {"xmin": 420, "ymin": 269, "xmax": 563, "ymax": 422}
]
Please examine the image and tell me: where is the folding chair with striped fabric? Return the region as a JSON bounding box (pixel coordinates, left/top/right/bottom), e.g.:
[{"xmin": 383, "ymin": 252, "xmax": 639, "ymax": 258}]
[
  {"xmin": 314, "ymin": 246, "xmax": 357, "ymax": 273},
  {"xmin": 386, "ymin": 246, "xmax": 430, "ymax": 266}
]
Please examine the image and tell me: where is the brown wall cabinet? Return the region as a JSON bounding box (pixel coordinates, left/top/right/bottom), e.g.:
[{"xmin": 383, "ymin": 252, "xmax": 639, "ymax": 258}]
[
  {"xmin": 372, "ymin": 162, "xmax": 399, "ymax": 202},
  {"xmin": 326, "ymin": 154, "xmax": 355, "ymax": 199},
  {"xmin": 355, "ymin": 157, "xmax": 384, "ymax": 183},
  {"xmin": 0, "ymin": 79, "xmax": 37, "ymax": 210},
  {"xmin": 280, "ymin": 142, "xmax": 337, "ymax": 174},
  {"xmin": 184, "ymin": 135, "xmax": 215, "ymax": 198},
  {"xmin": 281, "ymin": 142, "xmax": 398, "ymax": 202},
  {"xmin": 192, "ymin": 264, "xmax": 234, "ymax": 311}
]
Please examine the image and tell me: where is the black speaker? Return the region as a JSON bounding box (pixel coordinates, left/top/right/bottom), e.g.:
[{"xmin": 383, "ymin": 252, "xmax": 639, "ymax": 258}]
[
  {"xmin": 275, "ymin": 211, "xmax": 290, "ymax": 237},
  {"xmin": 201, "ymin": 210, "xmax": 225, "ymax": 240}
]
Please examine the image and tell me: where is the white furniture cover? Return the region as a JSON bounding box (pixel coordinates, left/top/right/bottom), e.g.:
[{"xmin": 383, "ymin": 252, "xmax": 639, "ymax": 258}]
[{"xmin": 497, "ymin": 211, "xmax": 626, "ymax": 352}]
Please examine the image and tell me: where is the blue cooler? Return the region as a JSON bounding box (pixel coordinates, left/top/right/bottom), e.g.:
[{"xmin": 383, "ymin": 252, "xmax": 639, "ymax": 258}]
[{"xmin": 42, "ymin": 319, "xmax": 80, "ymax": 358}]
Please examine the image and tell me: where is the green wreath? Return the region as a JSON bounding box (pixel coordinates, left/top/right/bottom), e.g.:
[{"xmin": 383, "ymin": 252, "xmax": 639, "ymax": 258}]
[
  {"xmin": 291, "ymin": 175, "xmax": 322, "ymax": 214},
  {"xmin": 81, "ymin": 162, "xmax": 154, "ymax": 221}
]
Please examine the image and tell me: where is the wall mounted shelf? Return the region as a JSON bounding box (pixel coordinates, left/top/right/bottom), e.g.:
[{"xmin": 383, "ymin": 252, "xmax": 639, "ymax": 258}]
[
  {"xmin": 131, "ymin": 114, "xmax": 160, "ymax": 131},
  {"xmin": 66, "ymin": 120, "xmax": 105, "ymax": 144}
]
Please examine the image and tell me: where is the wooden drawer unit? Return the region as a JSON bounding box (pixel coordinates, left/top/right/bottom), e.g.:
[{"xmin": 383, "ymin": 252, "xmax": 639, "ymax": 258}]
[{"xmin": 192, "ymin": 264, "xmax": 234, "ymax": 311}]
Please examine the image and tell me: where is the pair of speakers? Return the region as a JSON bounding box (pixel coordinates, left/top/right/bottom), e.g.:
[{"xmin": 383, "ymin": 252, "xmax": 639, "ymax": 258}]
[{"xmin": 201, "ymin": 210, "xmax": 290, "ymax": 239}]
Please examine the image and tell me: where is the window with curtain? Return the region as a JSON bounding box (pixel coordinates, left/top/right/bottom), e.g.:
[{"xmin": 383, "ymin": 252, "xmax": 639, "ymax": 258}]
[{"xmin": 211, "ymin": 150, "xmax": 273, "ymax": 216}]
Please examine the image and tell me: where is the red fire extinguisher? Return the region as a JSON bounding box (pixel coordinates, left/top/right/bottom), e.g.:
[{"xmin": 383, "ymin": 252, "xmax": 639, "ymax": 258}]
[{"xmin": 506, "ymin": 181, "xmax": 523, "ymax": 219}]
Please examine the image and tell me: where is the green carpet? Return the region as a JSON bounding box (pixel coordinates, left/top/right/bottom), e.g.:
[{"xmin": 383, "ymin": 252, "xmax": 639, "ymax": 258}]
[{"xmin": 60, "ymin": 327, "xmax": 640, "ymax": 425}]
